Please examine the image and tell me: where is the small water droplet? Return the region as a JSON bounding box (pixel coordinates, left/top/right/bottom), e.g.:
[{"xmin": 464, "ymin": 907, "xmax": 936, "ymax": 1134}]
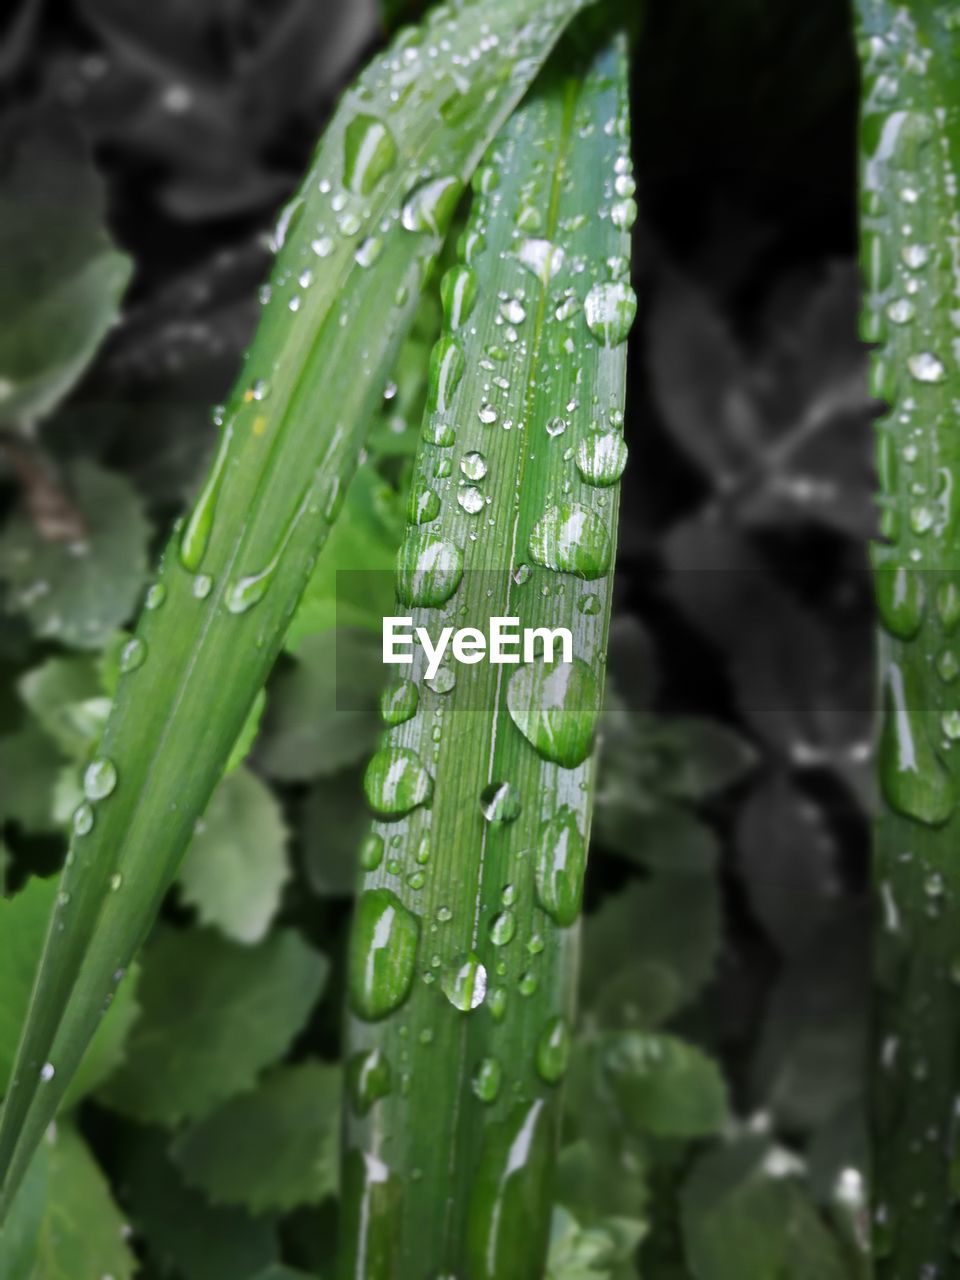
[
  {"xmin": 908, "ymin": 352, "xmax": 947, "ymax": 384},
  {"xmin": 401, "ymin": 176, "xmax": 462, "ymax": 236},
  {"xmin": 343, "ymin": 114, "xmax": 398, "ymax": 195},
  {"xmin": 460, "ymin": 451, "xmax": 487, "ymax": 481},
  {"xmin": 535, "ymin": 1015, "xmax": 571, "ymax": 1084},
  {"xmin": 458, "ymin": 486, "xmax": 485, "ymax": 514},
  {"xmin": 380, "ymin": 679, "xmax": 420, "ymax": 726},
  {"xmin": 84, "ymin": 758, "xmax": 117, "ymax": 801},
  {"xmin": 72, "ymin": 802, "xmax": 94, "ymax": 836},
  {"xmin": 193, "ymin": 574, "xmax": 213, "ymax": 600},
  {"xmin": 479, "ymin": 781, "xmax": 521, "ymax": 824},
  {"xmin": 359, "ymin": 832, "xmax": 385, "ymax": 872},
  {"xmin": 347, "ymin": 1047, "xmax": 392, "ymax": 1115},
  {"xmin": 489, "ymin": 910, "xmax": 516, "ymax": 946},
  {"xmin": 441, "ymin": 264, "xmax": 478, "ymax": 331},
  {"xmin": 472, "ymin": 1056, "xmax": 503, "ymax": 1103},
  {"xmin": 119, "ymin": 638, "xmax": 147, "ymax": 673},
  {"xmin": 145, "ymin": 583, "xmax": 166, "ymax": 610}
]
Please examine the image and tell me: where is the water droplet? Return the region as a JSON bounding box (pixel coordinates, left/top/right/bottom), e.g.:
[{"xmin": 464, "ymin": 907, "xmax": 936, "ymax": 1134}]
[
  {"xmin": 396, "ymin": 529, "xmax": 464, "ymax": 606},
  {"xmin": 507, "ymin": 659, "xmax": 599, "ymax": 767},
  {"xmin": 512, "ymin": 564, "xmax": 531, "ymax": 586},
  {"xmin": 529, "ymin": 502, "xmax": 611, "ymax": 579},
  {"xmin": 479, "ymin": 781, "xmax": 521, "ymax": 824},
  {"xmin": 936, "ymin": 581, "xmax": 960, "ymax": 631},
  {"xmin": 401, "ymin": 176, "xmax": 462, "ymax": 236},
  {"xmin": 887, "ymin": 298, "xmax": 916, "ymax": 325},
  {"xmin": 180, "ymin": 422, "xmax": 234, "ymax": 571},
  {"xmin": 610, "ymin": 197, "xmax": 637, "ymax": 231},
  {"xmin": 584, "ymin": 281, "xmax": 636, "ymax": 346},
  {"xmin": 875, "ymin": 565, "xmax": 924, "ymax": 640},
  {"xmin": 472, "ymin": 1056, "xmax": 503, "ymax": 1103},
  {"xmin": 348, "ymin": 888, "xmax": 419, "ymax": 1020},
  {"xmin": 489, "ymin": 910, "xmax": 516, "ymax": 946},
  {"xmin": 908, "ymin": 352, "xmax": 947, "ymax": 384},
  {"xmin": 119, "ymin": 638, "xmax": 147, "ymax": 673},
  {"xmin": 535, "ymin": 806, "xmax": 586, "ymax": 927},
  {"xmin": 901, "ymin": 244, "xmax": 930, "ymax": 269},
  {"xmin": 409, "ymin": 487, "xmax": 441, "ymax": 524},
  {"xmin": 458, "ymin": 486, "xmax": 484, "ymax": 514},
  {"xmin": 428, "ymin": 337, "xmax": 466, "ymax": 412},
  {"xmin": 578, "ymin": 593, "xmax": 600, "ymax": 616},
  {"xmin": 109, "ymin": 872, "xmax": 123, "ymax": 891},
  {"xmin": 460, "ymin": 451, "xmax": 488, "ymax": 481},
  {"xmin": 355, "ymin": 236, "xmax": 384, "ymax": 268},
  {"xmin": 501, "ymin": 298, "xmax": 526, "ymax": 325},
  {"xmin": 942, "ymin": 711, "xmax": 960, "ymax": 740},
  {"xmin": 575, "ymin": 433, "xmax": 628, "ymax": 486},
  {"xmin": 380, "ymin": 679, "xmax": 420, "ymax": 726},
  {"xmin": 426, "ymin": 666, "xmax": 456, "ymax": 694},
  {"xmin": 72, "ymin": 802, "xmax": 94, "ymax": 837},
  {"xmin": 40, "ymin": 1063, "xmax": 55, "ymax": 1083},
  {"xmin": 311, "ymin": 236, "xmax": 334, "ymax": 258},
  {"xmin": 478, "ymin": 401, "xmax": 498, "ymax": 425},
  {"xmin": 364, "ymin": 747, "xmax": 433, "ymax": 818},
  {"xmin": 879, "ymin": 661, "xmax": 954, "ymax": 825},
  {"xmin": 535, "ymin": 1015, "xmax": 571, "ymax": 1084},
  {"xmin": 442, "ymin": 952, "xmax": 487, "ymax": 1011},
  {"xmin": 937, "ymin": 650, "xmax": 960, "ymax": 684},
  {"xmin": 422, "ymin": 417, "xmax": 457, "ymax": 447},
  {"xmin": 83, "ymin": 757, "xmax": 117, "ymax": 801},
  {"xmin": 441, "ymin": 264, "xmax": 478, "ymax": 331},
  {"xmin": 359, "ymin": 832, "xmax": 384, "ymax": 872},
  {"xmin": 145, "ymin": 583, "xmax": 166, "ymax": 610},
  {"xmin": 343, "ymin": 114, "xmax": 397, "ymax": 195},
  {"xmin": 193, "ymin": 574, "xmax": 213, "ymax": 600},
  {"xmin": 347, "ymin": 1047, "xmax": 392, "ymax": 1115},
  {"xmin": 545, "ymin": 417, "xmax": 567, "ymax": 439},
  {"xmin": 516, "ymin": 237, "xmax": 565, "ymax": 285}
]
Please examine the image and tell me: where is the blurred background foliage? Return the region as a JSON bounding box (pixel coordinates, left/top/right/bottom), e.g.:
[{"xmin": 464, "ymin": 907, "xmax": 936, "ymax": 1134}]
[{"xmin": 0, "ymin": 0, "xmax": 873, "ymax": 1276}]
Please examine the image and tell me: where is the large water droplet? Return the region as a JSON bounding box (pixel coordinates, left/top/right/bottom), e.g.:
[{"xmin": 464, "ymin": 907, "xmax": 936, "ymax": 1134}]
[
  {"xmin": 180, "ymin": 422, "xmax": 234, "ymax": 571},
  {"xmin": 460, "ymin": 451, "xmax": 487, "ymax": 481},
  {"xmin": 396, "ymin": 529, "xmax": 464, "ymax": 607},
  {"xmin": 584, "ymin": 281, "xmax": 636, "ymax": 346},
  {"xmin": 343, "ymin": 114, "xmax": 397, "ymax": 195},
  {"xmin": 363, "ymin": 747, "xmax": 433, "ymax": 817},
  {"xmin": 879, "ymin": 661, "xmax": 954, "ymax": 825},
  {"xmin": 875, "ymin": 565, "xmax": 924, "ymax": 640},
  {"xmin": 380, "ymin": 679, "xmax": 420, "ymax": 726},
  {"xmin": 441, "ymin": 264, "xmax": 478, "ymax": 331},
  {"xmin": 534, "ymin": 806, "xmax": 586, "ymax": 927},
  {"xmin": 516, "ymin": 237, "xmax": 565, "ymax": 285},
  {"xmin": 347, "ymin": 1047, "xmax": 392, "ymax": 1115},
  {"xmin": 428, "ymin": 337, "xmax": 466, "ymax": 413},
  {"xmin": 401, "ymin": 176, "xmax": 462, "ymax": 236},
  {"xmin": 442, "ymin": 952, "xmax": 487, "ymax": 1011},
  {"xmin": 535, "ymin": 1015, "xmax": 571, "ymax": 1084},
  {"xmin": 348, "ymin": 888, "xmax": 419, "ymax": 1020},
  {"xmin": 472, "ymin": 1056, "xmax": 503, "ymax": 1103},
  {"xmin": 506, "ymin": 659, "xmax": 600, "ymax": 767},
  {"xmin": 529, "ymin": 502, "xmax": 611, "ymax": 579},
  {"xmin": 83, "ymin": 757, "xmax": 117, "ymax": 801},
  {"xmin": 409, "ymin": 486, "xmax": 441, "ymax": 524},
  {"xmin": 575, "ymin": 433, "xmax": 628, "ymax": 487}
]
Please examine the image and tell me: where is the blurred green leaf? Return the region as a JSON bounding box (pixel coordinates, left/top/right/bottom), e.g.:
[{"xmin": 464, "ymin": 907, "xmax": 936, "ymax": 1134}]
[
  {"xmin": 546, "ymin": 1204, "xmax": 646, "ymax": 1280},
  {"xmin": 300, "ymin": 765, "xmax": 368, "ymax": 898},
  {"xmin": 99, "ymin": 925, "xmax": 327, "ymax": 1125},
  {"xmin": 0, "ymin": 724, "xmax": 60, "ymax": 832},
  {"xmin": 599, "ymin": 1032, "xmax": 728, "ymax": 1140},
  {"xmin": 0, "ymin": 461, "xmax": 150, "ymax": 650},
  {"xmin": 178, "ymin": 767, "xmax": 289, "ymax": 944},
  {"xmin": 172, "ymin": 1061, "xmax": 340, "ymax": 1213},
  {"xmin": 0, "ymin": 110, "xmax": 132, "ymax": 430},
  {"xmin": 16, "ymin": 656, "xmax": 105, "ymax": 759},
  {"xmin": 118, "ymin": 1126, "xmax": 279, "ymax": 1280}
]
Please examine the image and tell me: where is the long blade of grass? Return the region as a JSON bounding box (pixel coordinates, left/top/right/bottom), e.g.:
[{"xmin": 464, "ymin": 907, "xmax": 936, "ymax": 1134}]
[
  {"xmin": 855, "ymin": 2, "xmax": 960, "ymax": 1272},
  {"xmin": 0, "ymin": 0, "xmax": 593, "ymax": 1215},
  {"xmin": 338, "ymin": 29, "xmax": 633, "ymax": 1278}
]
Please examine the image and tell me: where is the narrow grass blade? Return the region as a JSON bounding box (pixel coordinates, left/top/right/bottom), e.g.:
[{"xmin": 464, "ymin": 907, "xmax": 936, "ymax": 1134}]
[
  {"xmin": 855, "ymin": 2, "xmax": 960, "ymax": 1272},
  {"xmin": 339, "ymin": 31, "xmax": 633, "ymax": 1278},
  {"xmin": 0, "ymin": 0, "xmax": 592, "ymax": 1215}
]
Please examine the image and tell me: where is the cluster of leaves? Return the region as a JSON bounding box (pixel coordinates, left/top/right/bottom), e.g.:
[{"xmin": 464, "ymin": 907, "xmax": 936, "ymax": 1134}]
[{"xmin": 0, "ymin": 0, "xmax": 871, "ymax": 1277}]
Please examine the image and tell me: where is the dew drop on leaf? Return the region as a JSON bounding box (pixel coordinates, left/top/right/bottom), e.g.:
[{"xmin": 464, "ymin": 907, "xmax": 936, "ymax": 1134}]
[
  {"xmin": 528, "ymin": 502, "xmax": 611, "ymax": 579},
  {"xmin": 479, "ymin": 781, "xmax": 521, "ymax": 824},
  {"xmin": 441, "ymin": 952, "xmax": 487, "ymax": 1011},
  {"xmin": 83, "ymin": 757, "xmax": 117, "ymax": 801},
  {"xmin": 583, "ymin": 280, "xmax": 637, "ymax": 346},
  {"xmin": 348, "ymin": 888, "xmax": 419, "ymax": 1020},
  {"xmin": 363, "ymin": 746, "xmax": 433, "ymax": 818},
  {"xmin": 534, "ymin": 806, "xmax": 586, "ymax": 927},
  {"xmin": 343, "ymin": 114, "xmax": 398, "ymax": 196}
]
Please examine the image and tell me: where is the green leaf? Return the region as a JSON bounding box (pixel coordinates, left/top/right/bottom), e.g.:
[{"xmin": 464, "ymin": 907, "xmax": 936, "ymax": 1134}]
[
  {"xmin": 598, "ymin": 1032, "xmax": 728, "ymax": 1139},
  {"xmin": 178, "ymin": 767, "xmax": 289, "ymax": 944},
  {"xmin": 117, "ymin": 1126, "xmax": 279, "ymax": 1280},
  {"xmin": 0, "ymin": 878, "xmax": 140, "ymax": 1109},
  {"xmin": 252, "ymin": 1268, "xmax": 319, "ymax": 1280},
  {"xmin": 681, "ymin": 1138, "xmax": 850, "ymax": 1280},
  {"xmin": 16, "ymin": 656, "xmax": 105, "ymax": 759},
  {"xmin": 0, "ymin": 109, "xmax": 132, "ymax": 429},
  {"xmin": 28, "ymin": 1126, "xmax": 135, "ymax": 1280},
  {"xmin": 594, "ymin": 800, "xmax": 719, "ymax": 874},
  {"xmin": 0, "ymin": 0, "xmax": 590, "ymax": 1209},
  {"xmin": 0, "ymin": 724, "xmax": 60, "ymax": 832},
  {"xmin": 256, "ymin": 630, "xmax": 383, "ymax": 782},
  {"xmin": 0, "ymin": 461, "xmax": 150, "ymax": 651},
  {"xmin": 636, "ymin": 717, "xmax": 756, "ymax": 801},
  {"xmin": 545, "ymin": 1205, "xmax": 645, "ymax": 1280},
  {"xmin": 99, "ymin": 926, "xmax": 327, "ymax": 1125},
  {"xmin": 855, "ymin": 4, "xmax": 960, "ymax": 1270},
  {"xmin": 0, "ymin": 1141, "xmax": 45, "ymax": 1280},
  {"xmin": 171, "ymin": 1061, "xmax": 340, "ymax": 1213},
  {"xmin": 340, "ymin": 31, "xmax": 633, "ymax": 1276},
  {"xmin": 581, "ymin": 876, "xmax": 721, "ymax": 1029}
]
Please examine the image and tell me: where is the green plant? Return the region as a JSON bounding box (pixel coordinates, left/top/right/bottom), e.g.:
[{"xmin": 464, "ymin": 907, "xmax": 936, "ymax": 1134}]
[
  {"xmin": 338, "ymin": 30, "xmax": 633, "ymax": 1277},
  {"xmin": 0, "ymin": 0, "xmax": 591, "ymax": 1217},
  {"xmin": 855, "ymin": 1, "xmax": 960, "ymax": 1273}
]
